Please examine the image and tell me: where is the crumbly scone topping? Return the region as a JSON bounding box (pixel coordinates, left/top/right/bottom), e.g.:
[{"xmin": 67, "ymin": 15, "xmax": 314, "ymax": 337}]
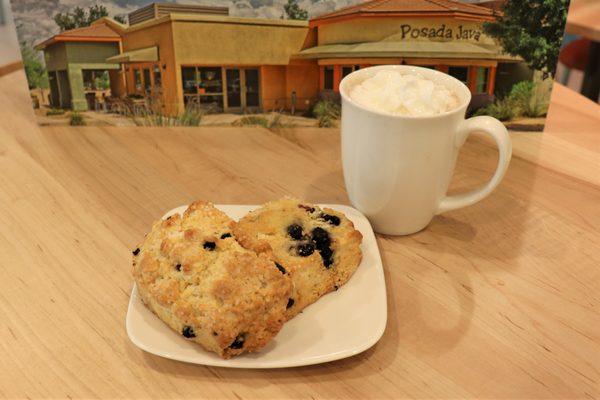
[{"xmin": 132, "ymin": 201, "xmax": 292, "ymax": 358}]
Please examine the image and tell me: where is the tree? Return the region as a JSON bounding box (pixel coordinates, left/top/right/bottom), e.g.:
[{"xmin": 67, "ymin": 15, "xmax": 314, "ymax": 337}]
[
  {"xmin": 483, "ymin": 0, "xmax": 570, "ymax": 78},
  {"xmin": 20, "ymin": 42, "xmax": 49, "ymax": 90},
  {"xmin": 53, "ymin": 5, "xmax": 109, "ymax": 31},
  {"xmin": 114, "ymin": 15, "xmax": 127, "ymax": 24},
  {"xmin": 284, "ymin": 0, "xmax": 308, "ymax": 20}
]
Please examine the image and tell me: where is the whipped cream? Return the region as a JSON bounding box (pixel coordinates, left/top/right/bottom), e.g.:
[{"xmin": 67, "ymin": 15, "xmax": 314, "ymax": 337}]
[{"xmin": 348, "ymin": 70, "xmax": 460, "ymax": 117}]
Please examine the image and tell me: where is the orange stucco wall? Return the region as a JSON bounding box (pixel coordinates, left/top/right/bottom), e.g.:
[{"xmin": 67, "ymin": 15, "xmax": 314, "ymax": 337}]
[
  {"xmin": 285, "ymin": 63, "xmax": 319, "ymax": 110},
  {"xmin": 260, "ymin": 65, "xmax": 287, "ymax": 111},
  {"xmin": 121, "ymin": 20, "xmax": 178, "ymax": 114},
  {"xmin": 260, "ymin": 63, "xmax": 319, "ymax": 112}
]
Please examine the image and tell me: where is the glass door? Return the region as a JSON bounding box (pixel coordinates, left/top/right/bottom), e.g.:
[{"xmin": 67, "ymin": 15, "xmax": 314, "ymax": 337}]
[
  {"xmin": 226, "ymin": 68, "xmax": 242, "ymax": 111},
  {"xmin": 243, "ymin": 68, "xmax": 260, "ymax": 110},
  {"xmin": 222, "ymin": 67, "xmax": 260, "ymax": 112}
]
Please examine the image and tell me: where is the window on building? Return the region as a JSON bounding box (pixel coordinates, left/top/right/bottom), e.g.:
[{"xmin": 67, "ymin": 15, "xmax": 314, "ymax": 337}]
[
  {"xmin": 134, "ymin": 68, "xmax": 142, "ymax": 91},
  {"xmin": 448, "ymin": 66, "xmax": 469, "ymax": 85},
  {"xmin": 323, "ymin": 66, "xmax": 334, "ymax": 90},
  {"xmin": 143, "ymin": 68, "xmax": 151, "ymax": 92},
  {"xmin": 342, "ymin": 66, "xmax": 353, "ymax": 79},
  {"xmin": 181, "ymin": 66, "xmax": 224, "ymax": 111},
  {"xmin": 198, "ymin": 67, "xmax": 223, "ymax": 94},
  {"xmin": 82, "ymin": 70, "xmax": 110, "ymax": 91},
  {"xmin": 83, "ymin": 70, "xmax": 95, "ymax": 90},
  {"xmin": 341, "ymin": 65, "xmax": 361, "ymax": 80},
  {"xmin": 476, "ymin": 67, "xmax": 489, "ymax": 93},
  {"xmin": 153, "ymin": 64, "xmax": 162, "ymax": 88},
  {"xmin": 182, "ymin": 67, "xmax": 197, "ymax": 94},
  {"xmin": 198, "ymin": 67, "xmax": 223, "ymax": 111}
]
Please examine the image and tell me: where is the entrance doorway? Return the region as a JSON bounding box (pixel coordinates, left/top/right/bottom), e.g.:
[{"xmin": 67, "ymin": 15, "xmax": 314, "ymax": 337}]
[{"xmin": 224, "ymin": 67, "xmax": 260, "ymax": 112}]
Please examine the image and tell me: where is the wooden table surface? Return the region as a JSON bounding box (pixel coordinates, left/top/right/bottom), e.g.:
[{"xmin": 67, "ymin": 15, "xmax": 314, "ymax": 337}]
[
  {"xmin": 566, "ymin": 0, "xmax": 600, "ymax": 41},
  {"xmin": 0, "ymin": 69, "xmax": 599, "ymax": 399}
]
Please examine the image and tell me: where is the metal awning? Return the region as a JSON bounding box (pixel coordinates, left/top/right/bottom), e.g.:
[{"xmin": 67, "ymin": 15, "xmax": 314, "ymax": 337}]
[
  {"xmin": 295, "ymin": 41, "xmax": 520, "ymax": 61},
  {"xmin": 106, "ymin": 46, "xmax": 158, "ymax": 63}
]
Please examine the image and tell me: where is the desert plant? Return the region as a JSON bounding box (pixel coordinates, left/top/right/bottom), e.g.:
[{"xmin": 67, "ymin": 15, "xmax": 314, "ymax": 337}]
[
  {"xmin": 46, "ymin": 108, "xmax": 65, "ymax": 116},
  {"xmin": 268, "ymin": 112, "xmax": 292, "ymax": 129},
  {"xmin": 234, "ymin": 115, "xmax": 269, "ymax": 128},
  {"xmin": 69, "ymin": 111, "xmax": 85, "ymax": 126},
  {"xmin": 474, "ymin": 80, "xmax": 551, "ymax": 120},
  {"xmin": 313, "ymin": 100, "xmax": 341, "ymax": 128},
  {"xmin": 509, "ymin": 81, "xmax": 549, "ymax": 117},
  {"xmin": 129, "ymin": 99, "xmax": 205, "ymax": 127},
  {"xmin": 233, "ymin": 113, "xmax": 293, "ymax": 130},
  {"xmin": 177, "ymin": 105, "xmax": 204, "ymax": 127},
  {"xmin": 474, "ymin": 97, "xmax": 516, "ymax": 121},
  {"xmin": 526, "ymin": 88, "xmax": 550, "ymax": 118}
]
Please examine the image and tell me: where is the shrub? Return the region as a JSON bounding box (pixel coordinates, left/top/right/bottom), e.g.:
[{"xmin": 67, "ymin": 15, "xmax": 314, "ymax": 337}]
[
  {"xmin": 474, "ymin": 80, "xmax": 550, "ymax": 120},
  {"xmin": 509, "ymin": 81, "xmax": 549, "ymax": 118},
  {"xmin": 69, "ymin": 111, "xmax": 86, "ymax": 126},
  {"xmin": 177, "ymin": 107, "xmax": 204, "ymax": 126},
  {"xmin": 233, "ymin": 113, "xmax": 293, "ymax": 130},
  {"xmin": 46, "ymin": 108, "xmax": 65, "ymax": 116},
  {"xmin": 313, "ymin": 100, "xmax": 341, "ymax": 128},
  {"xmin": 473, "ymin": 97, "xmax": 515, "ymax": 121},
  {"xmin": 234, "ymin": 115, "xmax": 269, "ymax": 128},
  {"xmin": 129, "ymin": 99, "xmax": 205, "ymax": 127}
]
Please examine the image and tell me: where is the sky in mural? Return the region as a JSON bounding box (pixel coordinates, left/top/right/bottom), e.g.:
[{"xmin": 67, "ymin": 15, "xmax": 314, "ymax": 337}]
[{"xmin": 10, "ymin": 0, "xmax": 367, "ymax": 46}]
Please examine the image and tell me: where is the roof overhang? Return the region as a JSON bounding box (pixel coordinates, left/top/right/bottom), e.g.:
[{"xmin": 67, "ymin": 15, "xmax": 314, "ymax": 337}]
[
  {"xmin": 106, "ymin": 46, "xmax": 159, "ymax": 63},
  {"xmin": 309, "ymin": 12, "xmax": 498, "ymax": 27},
  {"xmin": 92, "ymin": 17, "xmax": 128, "ymax": 34},
  {"xmin": 294, "ymin": 41, "xmax": 521, "ymax": 62},
  {"xmin": 35, "ymin": 36, "xmax": 120, "ymax": 51}
]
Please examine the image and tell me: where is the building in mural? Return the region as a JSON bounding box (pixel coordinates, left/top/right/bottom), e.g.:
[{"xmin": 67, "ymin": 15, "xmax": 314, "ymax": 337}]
[
  {"xmin": 36, "ymin": 0, "xmax": 528, "ymax": 115},
  {"xmin": 35, "ymin": 22, "xmax": 122, "ymax": 110}
]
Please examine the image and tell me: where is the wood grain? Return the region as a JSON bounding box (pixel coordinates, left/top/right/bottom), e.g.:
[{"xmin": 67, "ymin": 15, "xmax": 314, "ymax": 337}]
[
  {"xmin": 0, "ymin": 60, "xmax": 22, "ymax": 78},
  {"xmin": 0, "ymin": 69, "xmax": 599, "ymax": 399},
  {"xmin": 566, "ymin": 0, "xmax": 600, "ymax": 41}
]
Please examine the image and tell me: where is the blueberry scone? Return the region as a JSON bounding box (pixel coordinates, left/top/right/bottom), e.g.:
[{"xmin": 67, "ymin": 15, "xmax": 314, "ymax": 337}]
[
  {"xmin": 131, "ymin": 201, "xmax": 292, "ymax": 358},
  {"xmin": 233, "ymin": 198, "xmax": 362, "ymax": 319}
]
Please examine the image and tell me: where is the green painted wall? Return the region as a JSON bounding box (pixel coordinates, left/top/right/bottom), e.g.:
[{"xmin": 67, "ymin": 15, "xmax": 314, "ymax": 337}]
[
  {"xmin": 43, "ymin": 41, "xmax": 120, "ymax": 110},
  {"xmin": 44, "ymin": 42, "xmax": 68, "ymax": 71},
  {"xmin": 65, "ymin": 42, "xmax": 121, "ymax": 64}
]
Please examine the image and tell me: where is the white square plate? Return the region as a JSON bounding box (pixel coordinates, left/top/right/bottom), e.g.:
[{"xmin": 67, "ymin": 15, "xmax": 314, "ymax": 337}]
[{"xmin": 126, "ymin": 204, "xmax": 387, "ymax": 368}]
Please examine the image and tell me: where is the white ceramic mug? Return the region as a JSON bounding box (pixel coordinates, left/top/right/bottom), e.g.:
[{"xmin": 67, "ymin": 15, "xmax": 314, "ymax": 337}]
[{"xmin": 340, "ymin": 65, "xmax": 512, "ymax": 235}]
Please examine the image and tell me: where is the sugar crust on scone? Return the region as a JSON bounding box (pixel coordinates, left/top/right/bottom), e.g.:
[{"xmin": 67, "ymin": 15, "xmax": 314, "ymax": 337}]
[{"xmin": 132, "ymin": 201, "xmax": 293, "ymax": 358}]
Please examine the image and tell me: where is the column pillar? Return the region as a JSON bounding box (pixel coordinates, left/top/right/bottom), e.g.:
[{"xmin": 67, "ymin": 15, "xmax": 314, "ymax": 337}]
[
  {"xmin": 333, "ymin": 65, "xmax": 341, "ymax": 92},
  {"xmin": 467, "ymin": 66, "xmax": 478, "ymax": 93},
  {"xmin": 488, "ymin": 66, "xmax": 497, "ymax": 95}
]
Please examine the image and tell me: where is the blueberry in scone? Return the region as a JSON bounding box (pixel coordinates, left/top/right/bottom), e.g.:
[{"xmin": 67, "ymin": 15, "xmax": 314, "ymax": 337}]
[
  {"xmin": 131, "ymin": 201, "xmax": 292, "ymax": 358},
  {"xmin": 232, "ymin": 198, "xmax": 363, "ymax": 320}
]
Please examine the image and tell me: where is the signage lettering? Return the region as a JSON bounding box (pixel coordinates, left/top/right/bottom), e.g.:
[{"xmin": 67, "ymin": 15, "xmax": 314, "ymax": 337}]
[{"xmin": 399, "ymin": 24, "xmax": 482, "ymax": 41}]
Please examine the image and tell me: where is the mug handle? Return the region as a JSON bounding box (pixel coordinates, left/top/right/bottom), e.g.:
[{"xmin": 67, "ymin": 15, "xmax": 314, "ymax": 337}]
[{"xmin": 436, "ymin": 116, "xmax": 512, "ymax": 214}]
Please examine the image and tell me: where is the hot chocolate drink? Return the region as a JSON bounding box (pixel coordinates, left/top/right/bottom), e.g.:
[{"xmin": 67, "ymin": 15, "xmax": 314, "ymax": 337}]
[{"xmin": 348, "ymin": 70, "xmax": 460, "ymax": 117}]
